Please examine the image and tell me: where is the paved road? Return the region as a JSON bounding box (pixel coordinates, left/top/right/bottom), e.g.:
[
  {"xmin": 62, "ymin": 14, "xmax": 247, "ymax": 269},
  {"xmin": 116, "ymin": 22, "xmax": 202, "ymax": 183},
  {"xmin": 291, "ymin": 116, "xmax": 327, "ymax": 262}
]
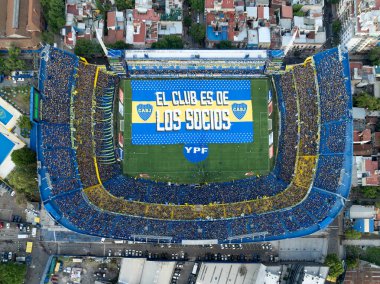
[{"xmin": 343, "ymin": 239, "xmax": 380, "ymax": 246}]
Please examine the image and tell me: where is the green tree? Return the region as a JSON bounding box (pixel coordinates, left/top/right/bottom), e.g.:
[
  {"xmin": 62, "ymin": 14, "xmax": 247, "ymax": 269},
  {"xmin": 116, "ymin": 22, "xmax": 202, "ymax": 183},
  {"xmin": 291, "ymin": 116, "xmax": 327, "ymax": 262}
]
[
  {"xmin": 115, "ymin": 0, "xmax": 134, "ymax": 10},
  {"xmin": 369, "ymin": 47, "xmax": 380, "ymax": 66},
  {"xmin": 0, "ymin": 262, "xmax": 27, "ymax": 284},
  {"xmin": 7, "ymin": 164, "xmax": 39, "ymax": 201},
  {"xmin": 46, "ymin": 0, "xmax": 66, "ymax": 33},
  {"xmin": 294, "ymin": 10, "xmax": 305, "ymax": 16},
  {"xmin": 189, "ymin": 0, "xmax": 204, "ymax": 12},
  {"xmin": 332, "ymin": 19, "xmax": 342, "ymax": 46},
  {"xmin": 74, "ymin": 39, "xmax": 104, "ymax": 57},
  {"xmin": 41, "ymin": 31, "xmax": 55, "ymax": 44},
  {"xmin": 354, "ymin": 92, "xmax": 380, "ymax": 110},
  {"xmin": 190, "ymin": 24, "xmax": 206, "ymax": 45},
  {"xmin": 345, "ymin": 229, "xmax": 362, "ymax": 240},
  {"xmin": 11, "ymin": 147, "xmax": 36, "ymax": 167},
  {"xmin": 325, "ymin": 254, "xmax": 344, "ymax": 278},
  {"xmin": 361, "ymin": 186, "xmax": 379, "ymax": 198},
  {"xmin": 0, "ymin": 45, "xmax": 26, "ymax": 75},
  {"xmin": 184, "ymin": 16, "xmax": 192, "ymax": 28},
  {"xmin": 346, "ymin": 257, "xmax": 359, "ymax": 270},
  {"xmin": 151, "ymin": 35, "xmax": 184, "ymax": 49},
  {"xmin": 17, "ymin": 115, "xmax": 32, "ymax": 131},
  {"xmin": 375, "ymin": 201, "xmax": 380, "ymax": 208},
  {"xmin": 216, "ymin": 40, "xmax": 233, "ymax": 49},
  {"xmin": 106, "ymin": 41, "xmax": 132, "ymax": 49},
  {"xmin": 332, "ymin": 19, "xmax": 342, "ymax": 34},
  {"xmin": 292, "ymin": 4, "xmax": 303, "ymax": 12}
]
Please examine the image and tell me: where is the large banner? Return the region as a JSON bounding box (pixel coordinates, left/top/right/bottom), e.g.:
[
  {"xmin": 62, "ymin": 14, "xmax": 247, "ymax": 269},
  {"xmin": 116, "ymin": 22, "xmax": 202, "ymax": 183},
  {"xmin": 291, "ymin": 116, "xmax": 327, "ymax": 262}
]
[{"xmin": 131, "ymin": 80, "xmax": 253, "ymax": 145}]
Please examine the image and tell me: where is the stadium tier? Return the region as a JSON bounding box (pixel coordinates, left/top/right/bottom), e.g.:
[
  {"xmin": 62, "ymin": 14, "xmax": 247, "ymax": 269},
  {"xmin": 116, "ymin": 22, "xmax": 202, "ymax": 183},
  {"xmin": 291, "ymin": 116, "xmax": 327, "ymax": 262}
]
[{"xmin": 33, "ymin": 46, "xmax": 352, "ymax": 244}]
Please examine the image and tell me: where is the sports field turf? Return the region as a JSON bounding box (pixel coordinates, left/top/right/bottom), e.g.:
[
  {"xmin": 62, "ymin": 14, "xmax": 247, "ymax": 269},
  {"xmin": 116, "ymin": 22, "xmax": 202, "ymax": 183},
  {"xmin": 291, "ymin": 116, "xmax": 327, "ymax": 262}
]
[{"xmin": 122, "ymin": 78, "xmax": 274, "ymax": 184}]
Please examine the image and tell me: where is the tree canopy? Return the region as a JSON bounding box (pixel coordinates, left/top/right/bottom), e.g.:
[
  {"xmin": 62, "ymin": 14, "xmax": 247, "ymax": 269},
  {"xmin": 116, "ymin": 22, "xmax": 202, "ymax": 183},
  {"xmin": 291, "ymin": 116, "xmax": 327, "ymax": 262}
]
[
  {"xmin": 369, "ymin": 47, "xmax": 380, "ymax": 66},
  {"xmin": 7, "ymin": 164, "xmax": 39, "ymax": 202},
  {"xmin": 361, "ymin": 186, "xmax": 379, "ymax": 199},
  {"xmin": 354, "ymin": 92, "xmax": 380, "ymax": 110},
  {"xmin": 115, "ymin": 0, "xmax": 134, "ymax": 10},
  {"xmin": 74, "ymin": 39, "xmax": 104, "ymax": 57},
  {"xmin": 325, "ymin": 254, "xmax": 344, "ymax": 278},
  {"xmin": 189, "ymin": 0, "xmax": 204, "ymax": 12},
  {"xmin": 41, "ymin": 0, "xmax": 66, "ymax": 34},
  {"xmin": 0, "ymin": 45, "xmax": 26, "ymax": 75},
  {"xmin": 216, "ymin": 40, "xmax": 233, "ymax": 49},
  {"xmin": 346, "ymin": 257, "xmax": 359, "ymax": 270},
  {"xmin": 106, "ymin": 41, "xmax": 133, "ymax": 50},
  {"xmin": 190, "ymin": 24, "xmax": 206, "ymax": 45},
  {"xmin": 345, "ymin": 229, "xmax": 362, "ymax": 240},
  {"xmin": 17, "ymin": 115, "xmax": 32, "ymax": 131},
  {"xmin": 0, "ymin": 263, "xmax": 26, "ymax": 284},
  {"xmin": 151, "ymin": 35, "xmax": 184, "ymax": 49},
  {"xmin": 11, "ymin": 148, "xmax": 36, "ymax": 167}
]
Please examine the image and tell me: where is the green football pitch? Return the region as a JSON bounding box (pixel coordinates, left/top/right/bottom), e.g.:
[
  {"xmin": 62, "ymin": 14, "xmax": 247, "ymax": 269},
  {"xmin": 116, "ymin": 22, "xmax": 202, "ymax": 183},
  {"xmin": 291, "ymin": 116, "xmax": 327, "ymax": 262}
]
[{"xmin": 121, "ymin": 78, "xmax": 275, "ymax": 184}]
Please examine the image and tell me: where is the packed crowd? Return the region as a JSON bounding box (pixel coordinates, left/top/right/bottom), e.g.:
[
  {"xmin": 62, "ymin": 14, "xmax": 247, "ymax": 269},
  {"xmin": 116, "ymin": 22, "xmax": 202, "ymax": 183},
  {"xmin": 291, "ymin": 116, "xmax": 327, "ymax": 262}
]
[
  {"xmin": 293, "ymin": 63, "xmax": 319, "ymax": 156},
  {"xmin": 314, "ymin": 48, "xmax": 350, "ymax": 123},
  {"xmin": 314, "ymin": 154, "xmax": 344, "ymax": 193},
  {"xmin": 321, "ymin": 121, "xmax": 347, "ymax": 154},
  {"xmin": 273, "ymin": 72, "xmax": 298, "ymax": 183},
  {"xmin": 73, "ymin": 63, "xmax": 99, "ymax": 188},
  {"xmin": 36, "ymin": 47, "xmax": 351, "ymax": 242},
  {"xmin": 40, "ymin": 49, "xmax": 78, "ymax": 124},
  {"xmin": 51, "ymin": 186, "xmax": 338, "ymax": 241}
]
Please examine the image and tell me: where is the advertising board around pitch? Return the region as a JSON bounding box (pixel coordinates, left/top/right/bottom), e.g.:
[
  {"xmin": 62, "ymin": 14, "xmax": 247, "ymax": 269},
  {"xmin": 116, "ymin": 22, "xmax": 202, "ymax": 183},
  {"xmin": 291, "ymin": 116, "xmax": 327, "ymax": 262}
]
[{"xmin": 131, "ymin": 80, "xmax": 254, "ymax": 145}]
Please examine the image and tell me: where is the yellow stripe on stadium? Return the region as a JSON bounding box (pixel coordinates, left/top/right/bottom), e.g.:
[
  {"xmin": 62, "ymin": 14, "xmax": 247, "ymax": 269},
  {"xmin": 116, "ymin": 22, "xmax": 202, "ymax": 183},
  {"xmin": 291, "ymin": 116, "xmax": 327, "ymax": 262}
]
[
  {"xmin": 131, "ymin": 100, "xmax": 253, "ymax": 124},
  {"xmin": 93, "ymin": 157, "xmax": 103, "ymax": 186}
]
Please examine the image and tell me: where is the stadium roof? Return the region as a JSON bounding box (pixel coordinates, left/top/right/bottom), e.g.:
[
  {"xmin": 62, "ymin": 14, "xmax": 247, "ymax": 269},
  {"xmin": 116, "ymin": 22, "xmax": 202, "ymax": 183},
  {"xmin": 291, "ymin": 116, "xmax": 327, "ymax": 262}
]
[{"xmin": 124, "ymin": 49, "xmax": 268, "ymax": 59}]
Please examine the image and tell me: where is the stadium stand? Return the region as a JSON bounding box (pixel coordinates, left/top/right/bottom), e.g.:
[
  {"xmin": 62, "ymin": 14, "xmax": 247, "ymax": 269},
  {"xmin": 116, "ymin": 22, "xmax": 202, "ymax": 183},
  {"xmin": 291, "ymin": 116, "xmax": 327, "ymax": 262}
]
[{"xmin": 34, "ymin": 46, "xmax": 352, "ymax": 243}]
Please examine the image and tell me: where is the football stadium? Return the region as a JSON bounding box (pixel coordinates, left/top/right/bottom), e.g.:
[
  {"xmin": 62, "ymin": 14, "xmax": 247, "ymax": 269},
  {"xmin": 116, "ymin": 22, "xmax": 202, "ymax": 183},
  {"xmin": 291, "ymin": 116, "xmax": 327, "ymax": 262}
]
[{"xmin": 33, "ymin": 46, "xmax": 353, "ymax": 244}]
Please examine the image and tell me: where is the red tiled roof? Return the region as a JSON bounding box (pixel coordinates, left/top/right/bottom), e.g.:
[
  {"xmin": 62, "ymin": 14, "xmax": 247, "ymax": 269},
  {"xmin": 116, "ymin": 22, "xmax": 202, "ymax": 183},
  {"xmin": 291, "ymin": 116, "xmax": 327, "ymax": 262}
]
[
  {"xmin": 365, "ymin": 175, "xmax": 379, "ymax": 185},
  {"xmin": 354, "ymin": 144, "xmax": 373, "ymax": 156},
  {"xmin": 108, "ymin": 11, "xmax": 116, "ymax": 28},
  {"xmin": 258, "ymin": 6, "xmax": 264, "ymax": 19},
  {"xmin": 222, "ymin": 0, "xmax": 234, "ymax": 9},
  {"xmin": 353, "ymin": 129, "xmax": 372, "ymax": 143},
  {"xmin": 133, "ymin": 9, "xmax": 159, "ymax": 21},
  {"xmin": 281, "ymin": 5, "xmax": 292, "ymax": 19},
  {"xmin": 374, "ymin": 132, "xmax": 380, "ymax": 147},
  {"xmin": 205, "ymin": 0, "xmax": 214, "ymax": 8},
  {"xmin": 133, "ymin": 23, "xmax": 145, "ymax": 43},
  {"xmin": 105, "ymin": 29, "xmax": 125, "ymax": 44},
  {"xmin": 67, "ymin": 4, "xmax": 79, "ymax": 15}
]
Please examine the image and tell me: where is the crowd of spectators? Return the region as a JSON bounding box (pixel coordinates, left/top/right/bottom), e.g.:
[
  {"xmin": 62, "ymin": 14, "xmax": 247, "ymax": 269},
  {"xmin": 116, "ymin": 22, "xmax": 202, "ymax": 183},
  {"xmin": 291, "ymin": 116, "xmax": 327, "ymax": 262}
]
[
  {"xmin": 40, "ymin": 49, "xmax": 78, "ymax": 124},
  {"xmin": 293, "ymin": 63, "xmax": 319, "ymax": 156},
  {"xmin": 320, "ymin": 122, "xmax": 347, "ymax": 154},
  {"xmin": 314, "ymin": 49, "xmax": 349, "ymax": 123},
  {"xmin": 36, "ymin": 47, "xmax": 351, "ymax": 242},
  {"xmin": 73, "ymin": 63, "xmax": 99, "ymax": 188},
  {"xmin": 273, "ymin": 72, "xmax": 298, "ymax": 183}
]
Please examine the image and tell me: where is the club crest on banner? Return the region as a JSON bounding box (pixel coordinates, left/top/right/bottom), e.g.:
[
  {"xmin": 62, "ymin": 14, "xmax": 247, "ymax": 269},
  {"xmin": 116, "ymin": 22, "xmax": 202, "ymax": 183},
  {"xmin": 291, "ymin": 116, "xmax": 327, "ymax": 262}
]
[
  {"xmin": 137, "ymin": 104, "xmax": 153, "ymax": 121},
  {"xmin": 232, "ymin": 103, "xmax": 247, "ymax": 120}
]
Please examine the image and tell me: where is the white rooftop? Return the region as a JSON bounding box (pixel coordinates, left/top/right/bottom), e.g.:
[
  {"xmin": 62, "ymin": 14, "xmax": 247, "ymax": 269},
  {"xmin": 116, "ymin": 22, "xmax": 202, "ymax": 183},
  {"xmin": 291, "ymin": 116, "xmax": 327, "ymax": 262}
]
[
  {"xmin": 125, "ymin": 49, "xmax": 268, "ymax": 59},
  {"xmin": 118, "ymin": 258, "xmax": 175, "ymax": 284}
]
